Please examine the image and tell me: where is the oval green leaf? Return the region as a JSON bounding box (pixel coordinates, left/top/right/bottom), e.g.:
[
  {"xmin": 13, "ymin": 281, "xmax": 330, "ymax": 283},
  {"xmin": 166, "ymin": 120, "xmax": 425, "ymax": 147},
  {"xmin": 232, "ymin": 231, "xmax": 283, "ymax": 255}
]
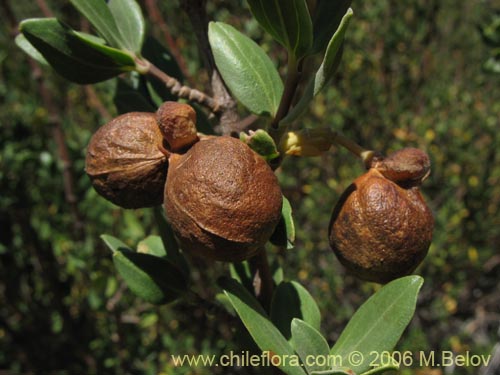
[
  {"xmin": 20, "ymin": 18, "xmax": 135, "ymax": 84},
  {"xmin": 102, "ymin": 234, "xmax": 188, "ymax": 305},
  {"xmin": 330, "ymin": 276, "xmax": 424, "ymax": 374},
  {"xmin": 108, "ymin": 0, "xmax": 145, "ymax": 53},
  {"xmin": 208, "ymin": 21, "xmax": 283, "ymax": 117},
  {"xmin": 270, "ymin": 281, "xmax": 321, "ymax": 340},
  {"xmin": 112, "ymin": 249, "xmax": 187, "ymax": 305},
  {"xmin": 219, "ymin": 277, "xmax": 307, "ymax": 375},
  {"xmin": 70, "ymin": 0, "xmax": 125, "ymax": 49},
  {"xmin": 291, "ymin": 319, "xmax": 330, "ymax": 374},
  {"xmin": 247, "ymin": 0, "xmax": 313, "ymax": 60}
]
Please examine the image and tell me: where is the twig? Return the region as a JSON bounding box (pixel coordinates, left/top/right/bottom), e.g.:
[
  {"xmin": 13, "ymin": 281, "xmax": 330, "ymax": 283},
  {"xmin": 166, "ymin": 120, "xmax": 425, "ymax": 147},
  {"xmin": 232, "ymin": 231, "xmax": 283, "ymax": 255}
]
[
  {"xmin": 144, "ymin": 59, "xmax": 221, "ymax": 114},
  {"xmin": 272, "ymin": 57, "xmax": 302, "ymax": 128}
]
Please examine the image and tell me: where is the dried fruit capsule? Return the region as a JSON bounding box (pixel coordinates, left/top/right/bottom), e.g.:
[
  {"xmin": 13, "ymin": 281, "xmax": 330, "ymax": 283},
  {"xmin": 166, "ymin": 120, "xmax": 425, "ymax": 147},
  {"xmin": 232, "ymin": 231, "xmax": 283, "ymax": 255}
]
[
  {"xmin": 156, "ymin": 101, "xmax": 199, "ymax": 152},
  {"xmin": 329, "ymin": 148, "xmax": 434, "ymax": 283},
  {"xmin": 165, "ymin": 136, "xmax": 283, "ymax": 262},
  {"xmin": 85, "ymin": 112, "xmax": 168, "ymax": 209}
]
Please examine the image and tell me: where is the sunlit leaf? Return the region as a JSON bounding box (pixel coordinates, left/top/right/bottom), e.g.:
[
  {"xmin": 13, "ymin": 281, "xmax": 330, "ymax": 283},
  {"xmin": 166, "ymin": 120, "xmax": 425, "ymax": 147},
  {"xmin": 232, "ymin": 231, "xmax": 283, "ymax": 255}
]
[
  {"xmin": 291, "ymin": 319, "xmax": 330, "ymax": 374},
  {"xmin": 209, "ymin": 21, "xmax": 283, "ymax": 116},
  {"xmin": 108, "ymin": 0, "xmax": 145, "ymax": 53},
  {"xmin": 70, "ymin": 0, "xmax": 125, "ymax": 49},
  {"xmin": 330, "ymin": 276, "xmax": 423, "ymax": 374},
  {"xmin": 219, "ymin": 277, "xmax": 307, "ymax": 375}
]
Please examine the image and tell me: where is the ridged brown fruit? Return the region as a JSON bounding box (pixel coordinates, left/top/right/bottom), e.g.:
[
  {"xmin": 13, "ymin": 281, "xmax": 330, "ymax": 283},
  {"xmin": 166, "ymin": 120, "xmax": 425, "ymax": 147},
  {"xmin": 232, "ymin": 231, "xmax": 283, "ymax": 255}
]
[
  {"xmin": 85, "ymin": 112, "xmax": 168, "ymax": 209},
  {"xmin": 329, "ymin": 148, "xmax": 434, "ymax": 283},
  {"xmin": 165, "ymin": 136, "xmax": 283, "ymax": 262}
]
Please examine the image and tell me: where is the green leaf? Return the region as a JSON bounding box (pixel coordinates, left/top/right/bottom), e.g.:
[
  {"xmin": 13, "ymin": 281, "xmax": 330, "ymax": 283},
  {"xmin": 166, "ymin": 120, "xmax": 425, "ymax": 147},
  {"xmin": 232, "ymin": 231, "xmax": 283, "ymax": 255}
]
[
  {"xmin": 283, "ymin": 8, "xmax": 352, "ymax": 123},
  {"xmin": 311, "ymin": 0, "xmax": 352, "ymax": 53},
  {"xmin": 70, "ymin": 0, "xmax": 125, "ymax": 49},
  {"xmin": 330, "ymin": 276, "xmax": 424, "ymax": 374},
  {"xmin": 270, "ymin": 196, "xmax": 295, "ymax": 249},
  {"xmin": 108, "ymin": 0, "xmax": 145, "ymax": 53},
  {"xmin": 229, "ymin": 262, "xmax": 254, "ymax": 294},
  {"xmin": 74, "ymin": 31, "xmax": 107, "ymax": 45},
  {"xmin": 270, "ymin": 281, "xmax": 321, "ymax": 340},
  {"xmin": 291, "ymin": 319, "xmax": 330, "ymax": 374},
  {"xmin": 312, "ymin": 9, "xmax": 352, "ymax": 96},
  {"xmin": 247, "ymin": 0, "xmax": 313, "ymax": 59},
  {"xmin": 112, "ymin": 249, "xmax": 187, "ymax": 305},
  {"xmin": 20, "ymin": 18, "xmax": 136, "ymax": 84},
  {"xmin": 15, "ymin": 34, "xmax": 48, "ymax": 65},
  {"xmin": 208, "ymin": 21, "xmax": 283, "ymax": 117},
  {"xmin": 101, "ymin": 234, "xmax": 131, "ymax": 253},
  {"xmin": 137, "ymin": 235, "xmax": 167, "ymax": 257},
  {"xmin": 219, "ymin": 277, "xmax": 307, "ymax": 375},
  {"xmin": 271, "ymin": 260, "xmax": 284, "ymax": 285},
  {"xmin": 240, "ymin": 129, "xmax": 280, "ymax": 161},
  {"xmin": 102, "ymin": 234, "xmax": 188, "ymax": 304}
]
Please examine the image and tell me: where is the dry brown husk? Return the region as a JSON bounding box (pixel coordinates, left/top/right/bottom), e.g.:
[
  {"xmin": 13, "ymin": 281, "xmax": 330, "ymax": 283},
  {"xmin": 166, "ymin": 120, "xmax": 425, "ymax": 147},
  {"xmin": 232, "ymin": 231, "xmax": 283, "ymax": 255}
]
[
  {"xmin": 85, "ymin": 112, "xmax": 168, "ymax": 209},
  {"xmin": 165, "ymin": 136, "xmax": 283, "ymax": 262},
  {"xmin": 329, "ymin": 167, "xmax": 434, "ymax": 283}
]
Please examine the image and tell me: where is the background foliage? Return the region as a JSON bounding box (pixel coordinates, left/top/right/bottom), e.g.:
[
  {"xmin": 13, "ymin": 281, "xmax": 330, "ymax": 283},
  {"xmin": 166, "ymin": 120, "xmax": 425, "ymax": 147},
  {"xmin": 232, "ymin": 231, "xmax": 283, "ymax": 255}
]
[{"xmin": 1, "ymin": 0, "xmax": 499, "ymax": 374}]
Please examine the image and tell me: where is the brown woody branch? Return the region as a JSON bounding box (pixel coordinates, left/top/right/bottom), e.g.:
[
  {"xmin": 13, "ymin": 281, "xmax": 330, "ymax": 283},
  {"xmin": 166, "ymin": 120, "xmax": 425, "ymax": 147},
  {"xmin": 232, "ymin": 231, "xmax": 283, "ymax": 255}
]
[{"xmin": 144, "ymin": 59, "xmax": 221, "ymax": 113}]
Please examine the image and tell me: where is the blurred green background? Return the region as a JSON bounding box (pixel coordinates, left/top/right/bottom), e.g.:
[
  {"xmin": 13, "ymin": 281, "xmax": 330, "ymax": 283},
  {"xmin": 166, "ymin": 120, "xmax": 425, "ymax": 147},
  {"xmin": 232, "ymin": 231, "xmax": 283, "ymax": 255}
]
[{"xmin": 1, "ymin": 0, "xmax": 499, "ymax": 374}]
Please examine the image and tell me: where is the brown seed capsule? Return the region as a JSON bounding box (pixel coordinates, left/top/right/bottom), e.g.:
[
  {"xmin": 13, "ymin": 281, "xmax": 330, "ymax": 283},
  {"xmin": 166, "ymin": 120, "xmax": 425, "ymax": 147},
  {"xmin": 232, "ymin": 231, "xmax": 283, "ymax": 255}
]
[
  {"xmin": 85, "ymin": 112, "xmax": 168, "ymax": 209},
  {"xmin": 164, "ymin": 136, "xmax": 283, "ymax": 262},
  {"xmin": 156, "ymin": 101, "xmax": 198, "ymax": 153},
  {"xmin": 329, "ymin": 148, "xmax": 434, "ymax": 283}
]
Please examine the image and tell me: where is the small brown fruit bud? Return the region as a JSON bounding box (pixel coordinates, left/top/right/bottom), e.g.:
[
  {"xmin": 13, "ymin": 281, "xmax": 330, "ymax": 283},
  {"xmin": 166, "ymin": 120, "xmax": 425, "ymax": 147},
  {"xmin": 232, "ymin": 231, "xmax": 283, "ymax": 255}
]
[
  {"xmin": 156, "ymin": 101, "xmax": 198, "ymax": 152},
  {"xmin": 164, "ymin": 136, "xmax": 283, "ymax": 262},
  {"xmin": 372, "ymin": 148, "xmax": 431, "ymax": 184},
  {"xmin": 329, "ymin": 148, "xmax": 434, "ymax": 283},
  {"xmin": 85, "ymin": 112, "xmax": 168, "ymax": 209}
]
